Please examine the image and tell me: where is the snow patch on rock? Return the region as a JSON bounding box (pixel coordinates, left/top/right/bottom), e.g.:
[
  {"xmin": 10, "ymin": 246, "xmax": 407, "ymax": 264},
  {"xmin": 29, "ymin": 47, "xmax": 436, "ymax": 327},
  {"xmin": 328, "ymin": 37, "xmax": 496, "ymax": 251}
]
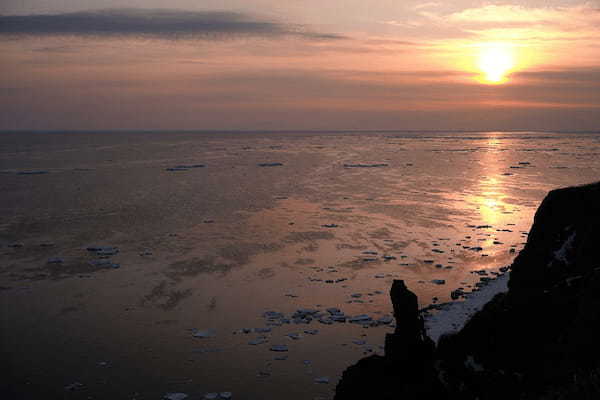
[
  {"xmin": 552, "ymin": 231, "xmax": 576, "ymax": 265},
  {"xmin": 425, "ymin": 273, "xmax": 509, "ymax": 343}
]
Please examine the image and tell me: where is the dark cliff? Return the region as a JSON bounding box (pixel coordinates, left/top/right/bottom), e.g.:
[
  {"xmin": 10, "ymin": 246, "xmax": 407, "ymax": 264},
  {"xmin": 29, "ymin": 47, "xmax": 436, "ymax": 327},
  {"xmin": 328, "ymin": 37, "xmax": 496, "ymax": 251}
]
[{"xmin": 336, "ymin": 181, "xmax": 600, "ymax": 400}]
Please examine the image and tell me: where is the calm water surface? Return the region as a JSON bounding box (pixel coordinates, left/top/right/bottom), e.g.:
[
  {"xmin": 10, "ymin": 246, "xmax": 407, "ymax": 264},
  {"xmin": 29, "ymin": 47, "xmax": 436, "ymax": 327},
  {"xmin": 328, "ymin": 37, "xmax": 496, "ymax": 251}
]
[{"xmin": 1, "ymin": 131, "xmax": 599, "ymax": 399}]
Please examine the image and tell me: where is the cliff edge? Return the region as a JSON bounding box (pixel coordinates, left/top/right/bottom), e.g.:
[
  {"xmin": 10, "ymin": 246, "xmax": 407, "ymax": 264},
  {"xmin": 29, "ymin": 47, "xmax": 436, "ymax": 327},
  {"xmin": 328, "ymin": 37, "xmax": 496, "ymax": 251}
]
[{"xmin": 336, "ymin": 181, "xmax": 600, "ymax": 400}]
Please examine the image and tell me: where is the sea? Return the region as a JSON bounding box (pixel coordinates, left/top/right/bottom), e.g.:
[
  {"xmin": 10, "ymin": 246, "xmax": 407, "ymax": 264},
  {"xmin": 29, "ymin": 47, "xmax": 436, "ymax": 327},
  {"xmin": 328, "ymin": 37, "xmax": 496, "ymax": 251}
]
[{"xmin": 1, "ymin": 130, "xmax": 599, "ymax": 399}]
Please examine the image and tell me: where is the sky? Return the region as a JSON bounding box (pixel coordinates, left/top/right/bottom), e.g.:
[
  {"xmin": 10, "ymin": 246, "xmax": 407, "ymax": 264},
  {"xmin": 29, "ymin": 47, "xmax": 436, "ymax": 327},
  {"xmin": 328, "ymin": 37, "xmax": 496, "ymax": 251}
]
[{"xmin": 1, "ymin": 1, "xmax": 599, "ymax": 131}]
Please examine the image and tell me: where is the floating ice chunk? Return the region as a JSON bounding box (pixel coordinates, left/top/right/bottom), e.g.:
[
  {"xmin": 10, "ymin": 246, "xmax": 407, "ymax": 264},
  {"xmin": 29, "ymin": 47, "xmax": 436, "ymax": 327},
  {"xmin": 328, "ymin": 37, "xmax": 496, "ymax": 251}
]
[
  {"xmin": 96, "ymin": 248, "xmax": 119, "ymax": 256},
  {"xmin": 296, "ymin": 308, "xmax": 319, "ymax": 315},
  {"xmin": 64, "ymin": 382, "xmax": 84, "ymax": 391},
  {"xmin": 166, "ymin": 167, "xmax": 189, "ymax": 172},
  {"xmin": 89, "ymin": 259, "xmax": 120, "ymax": 268},
  {"xmin": 348, "ymin": 314, "xmax": 372, "ymax": 323},
  {"xmin": 47, "ymin": 257, "xmax": 64, "ymax": 264},
  {"xmin": 343, "ymin": 163, "xmax": 388, "ymax": 168},
  {"xmin": 174, "ymin": 164, "xmax": 205, "ymax": 169},
  {"xmin": 192, "ymin": 329, "xmax": 216, "ymax": 338},
  {"xmin": 191, "ymin": 348, "xmax": 222, "ymax": 354},
  {"xmin": 270, "ymin": 345, "xmax": 289, "ymax": 352},
  {"xmin": 352, "ymin": 340, "xmax": 366, "ymax": 345},
  {"xmin": 292, "ymin": 309, "xmax": 319, "ymax": 321},
  {"xmin": 274, "ymin": 355, "xmax": 288, "ymax": 361},
  {"xmin": 350, "ymin": 293, "xmax": 362, "ymax": 298},
  {"xmin": 204, "ymin": 393, "xmax": 218, "ymax": 400},
  {"xmin": 263, "ymin": 311, "xmax": 284, "ymax": 319},
  {"xmin": 164, "ymin": 393, "xmax": 188, "ymax": 400},
  {"xmin": 314, "ymin": 377, "xmax": 330, "ymax": 384},
  {"xmin": 304, "ymin": 329, "xmax": 319, "ymax": 335},
  {"xmin": 258, "ymin": 163, "xmax": 283, "ymax": 167},
  {"xmin": 219, "ymin": 392, "xmax": 233, "ymax": 399},
  {"xmin": 254, "ymin": 327, "xmax": 271, "ymax": 333},
  {"xmin": 377, "ymin": 315, "xmax": 393, "ymax": 324},
  {"xmin": 318, "ymin": 318, "xmax": 333, "ymax": 325},
  {"xmin": 451, "ymin": 289, "xmax": 465, "ymax": 300},
  {"xmin": 248, "ymin": 337, "xmax": 268, "ymax": 345},
  {"xmin": 326, "ymin": 308, "xmax": 341, "ymax": 315},
  {"xmin": 86, "ymin": 245, "xmax": 117, "ymax": 252},
  {"xmin": 287, "ymin": 333, "xmax": 301, "ymax": 340},
  {"xmin": 17, "ymin": 170, "xmax": 49, "ymax": 175}
]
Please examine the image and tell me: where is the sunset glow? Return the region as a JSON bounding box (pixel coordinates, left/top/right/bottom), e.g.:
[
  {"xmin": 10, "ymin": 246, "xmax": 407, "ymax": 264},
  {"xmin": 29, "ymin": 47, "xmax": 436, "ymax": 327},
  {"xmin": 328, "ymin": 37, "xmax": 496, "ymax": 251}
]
[
  {"xmin": 477, "ymin": 43, "xmax": 515, "ymax": 84},
  {"xmin": 2, "ymin": 2, "xmax": 600, "ymax": 399},
  {"xmin": 0, "ymin": 2, "xmax": 599, "ymax": 130}
]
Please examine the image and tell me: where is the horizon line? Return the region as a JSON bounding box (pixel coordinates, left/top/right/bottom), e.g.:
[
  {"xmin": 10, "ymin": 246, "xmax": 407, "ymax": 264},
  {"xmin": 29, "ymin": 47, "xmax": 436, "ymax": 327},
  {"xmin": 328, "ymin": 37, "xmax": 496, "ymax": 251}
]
[{"xmin": 2, "ymin": 129, "xmax": 600, "ymax": 134}]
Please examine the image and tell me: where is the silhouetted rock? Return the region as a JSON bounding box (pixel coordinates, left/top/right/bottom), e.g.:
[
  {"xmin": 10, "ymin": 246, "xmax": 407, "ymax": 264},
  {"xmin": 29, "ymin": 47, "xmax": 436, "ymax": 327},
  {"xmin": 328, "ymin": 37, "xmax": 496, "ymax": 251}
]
[
  {"xmin": 335, "ymin": 280, "xmax": 442, "ymax": 400},
  {"xmin": 336, "ymin": 181, "xmax": 600, "ymax": 400},
  {"xmin": 438, "ymin": 181, "xmax": 600, "ymax": 398}
]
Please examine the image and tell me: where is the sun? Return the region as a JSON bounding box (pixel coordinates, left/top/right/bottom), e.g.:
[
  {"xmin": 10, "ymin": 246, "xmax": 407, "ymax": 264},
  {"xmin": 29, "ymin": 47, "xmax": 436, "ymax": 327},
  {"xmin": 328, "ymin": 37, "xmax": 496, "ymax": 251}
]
[{"xmin": 477, "ymin": 43, "xmax": 515, "ymax": 84}]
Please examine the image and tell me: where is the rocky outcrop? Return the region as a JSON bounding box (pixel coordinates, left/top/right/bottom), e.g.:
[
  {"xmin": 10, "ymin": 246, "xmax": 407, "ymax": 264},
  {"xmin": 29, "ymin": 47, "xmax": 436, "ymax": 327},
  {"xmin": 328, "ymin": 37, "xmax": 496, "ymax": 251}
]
[
  {"xmin": 335, "ymin": 280, "xmax": 444, "ymax": 400},
  {"xmin": 335, "ymin": 181, "xmax": 600, "ymax": 400}
]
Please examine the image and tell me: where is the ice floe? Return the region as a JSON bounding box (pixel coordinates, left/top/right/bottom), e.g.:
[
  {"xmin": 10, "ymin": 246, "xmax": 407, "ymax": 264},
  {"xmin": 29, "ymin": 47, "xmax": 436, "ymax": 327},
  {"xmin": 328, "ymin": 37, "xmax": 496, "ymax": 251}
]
[
  {"xmin": 164, "ymin": 393, "xmax": 188, "ymax": 400},
  {"xmin": 258, "ymin": 163, "xmax": 283, "ymax": 167},
  {"xmin": 192, "ymin": 329, "xmax": 216, "ymax": 338},
  {"xmin": 248, "ymin": 337, "xmax": 268, "ymax": 345}
]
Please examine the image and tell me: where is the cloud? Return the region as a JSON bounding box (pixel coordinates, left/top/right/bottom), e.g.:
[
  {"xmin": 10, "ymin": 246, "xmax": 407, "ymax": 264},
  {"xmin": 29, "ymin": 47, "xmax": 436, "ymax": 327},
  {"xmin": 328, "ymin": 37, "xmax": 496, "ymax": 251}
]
[
  {"xmin": 0, "ymin": 8, "xmax": 344, "ymax": 40},
  {"xmin": 416, "ymin": 3, "xmax": 600, "ymax": 42},
  {"xmin": 413, "ymin": 2, "xmax": 442, "ymax": 11},
  {"xmin": 456, "ymin": 4, "xmax": 600, "ymax": 31},
  {"xmin": 448, "ymin": 5, "xmax": 563, "ymax": 24},
  {"xmin": 513, "ymin": 68, "xmax": 600, "ymax": 85}
]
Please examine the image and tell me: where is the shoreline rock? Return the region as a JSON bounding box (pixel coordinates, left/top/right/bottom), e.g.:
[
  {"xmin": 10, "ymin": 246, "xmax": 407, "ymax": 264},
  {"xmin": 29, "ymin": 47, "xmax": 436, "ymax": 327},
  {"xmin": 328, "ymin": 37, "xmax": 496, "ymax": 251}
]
[{"xmin": 335, "ymin": 181, "xmax": 600, "ymax": 400}]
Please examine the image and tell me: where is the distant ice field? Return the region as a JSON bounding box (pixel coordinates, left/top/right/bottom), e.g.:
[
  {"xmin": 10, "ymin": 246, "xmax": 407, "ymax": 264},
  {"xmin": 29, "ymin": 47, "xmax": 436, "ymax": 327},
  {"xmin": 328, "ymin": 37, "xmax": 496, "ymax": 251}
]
[{"xmin": 1, "ymin": 131, "xmax": 599, "ymax": 399}]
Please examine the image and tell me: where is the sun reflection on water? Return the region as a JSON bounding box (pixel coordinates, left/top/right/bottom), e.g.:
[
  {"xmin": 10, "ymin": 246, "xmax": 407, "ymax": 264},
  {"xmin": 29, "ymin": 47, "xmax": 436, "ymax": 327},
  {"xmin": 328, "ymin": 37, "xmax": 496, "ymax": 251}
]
[
  {"xmin": 476, "ymin": 195, "xmax": 503, "ymax": 226},
  {"xmin": 469, "ymin": 136, "xmax": 511, "ymax": 227}
]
